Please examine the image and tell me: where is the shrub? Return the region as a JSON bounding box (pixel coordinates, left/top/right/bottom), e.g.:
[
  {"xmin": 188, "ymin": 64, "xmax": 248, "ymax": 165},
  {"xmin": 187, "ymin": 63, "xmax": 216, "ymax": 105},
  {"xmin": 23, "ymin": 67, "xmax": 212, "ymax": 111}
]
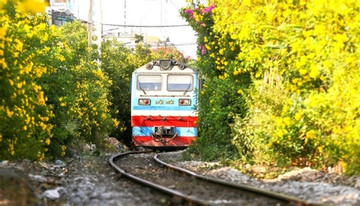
[{"xmin": 184, "ymin": 0, "xmax": 360, "ymax": 174}]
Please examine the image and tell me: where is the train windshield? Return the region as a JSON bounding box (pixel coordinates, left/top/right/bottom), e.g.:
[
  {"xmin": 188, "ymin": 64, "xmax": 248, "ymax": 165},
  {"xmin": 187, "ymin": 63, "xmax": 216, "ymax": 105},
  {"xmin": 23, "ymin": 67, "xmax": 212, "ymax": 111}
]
[
  {"xmin": 167, "ymin": 75, "xmax": 193, "ymax": 91},
  {"xmin": 137, "ymin": 75, "xmax": 162, "ymax": 91}
]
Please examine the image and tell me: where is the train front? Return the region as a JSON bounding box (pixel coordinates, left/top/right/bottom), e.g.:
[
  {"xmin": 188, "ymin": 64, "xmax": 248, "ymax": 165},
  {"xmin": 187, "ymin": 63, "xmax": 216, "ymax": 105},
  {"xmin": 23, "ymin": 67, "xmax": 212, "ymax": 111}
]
[{"xmin": 131, "ymin": 60, "xmax": 198, "ymax": 148}]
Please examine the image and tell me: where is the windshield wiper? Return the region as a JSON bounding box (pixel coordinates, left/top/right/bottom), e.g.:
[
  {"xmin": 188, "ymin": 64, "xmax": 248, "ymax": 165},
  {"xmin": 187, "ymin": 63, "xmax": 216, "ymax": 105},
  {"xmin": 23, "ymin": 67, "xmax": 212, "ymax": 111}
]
[
  {"xmin": 183, "ymin": 84, "xmax": 191, "ymax": 95},
  {"xmin": 139, "ymin": 85, "xmax": 147, "ymax": 95}
]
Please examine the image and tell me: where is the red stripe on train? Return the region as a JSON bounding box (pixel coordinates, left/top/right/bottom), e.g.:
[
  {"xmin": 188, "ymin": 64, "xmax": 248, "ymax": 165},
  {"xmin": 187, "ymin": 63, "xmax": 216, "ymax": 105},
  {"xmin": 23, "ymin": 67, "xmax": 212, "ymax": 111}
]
[
  {"xmin": 131, "ymin": 116, "xmax": 198, "ymax": 127},
  {"xmin": 133, "ymin": 136, "xmax": 196, "ymax": 147}
]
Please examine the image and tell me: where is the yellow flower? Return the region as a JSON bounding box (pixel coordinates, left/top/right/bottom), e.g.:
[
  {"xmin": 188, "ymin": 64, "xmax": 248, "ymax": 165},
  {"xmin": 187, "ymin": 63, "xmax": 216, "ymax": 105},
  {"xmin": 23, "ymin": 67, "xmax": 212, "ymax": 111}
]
[
  {"xmin": 294, "ymin": 112, "xmax": 302, "ymax": 121},
  {"xmin": 309, "ymin": 64, "xmax": 319, "ymax": 78},
  {"xmin": 37, "ymin": 91, "xmax": 45, "ymax": 105},
  {"xmin": 283, "ymin": 117, "xmax": 291, "ymax": 126},
  {"xmin": 282, "ymin": 105, "xmax": 289, "ymax": 114},
  {"xmin": 299, "ymin": 68, "xmax": 307, "ymax": 75},
  {"xmin": 305, "ymin": 130, "xmax": 316, "ymax": 139},
  {"xmin": 6, "ymin": 108, "xmax": 13, "ymax": 118},
  {"xmin": 219, "ymin": 48, "xmax": 224, "ymax": 55},
  {"xmin": 113, "ymin": 118, "xmax": 120, "ymax": 127},
  {"xmin": 59, "ymin": 55, "xmax": 65, "ymax": 62},
  {"xmin": 14, "ymin": 39, "xmax": 23, "ymax": 52},
  {"xmin": 10, "ymin": 143, "xmax": 15, "ymax": 156},
  {"xmin": 45, "ymin": 138, "xmax": 50, "ymax": 145},
  {"xmin": 204, "ymin": 36, "xmax": 208, "ymax": 43},
  {"xmin": 205, "ymin": 44, "xmax": 211, "ymax": 51},
  {"xmin": 38, "ymin": 152, "xmax": 44, "ymax": 161},
  {"xmin": 39, "ymin": 122, "xmax": 47, "ymax": 130},
  {"xmin": 17, "ymin": 0, "xmax": 48, "ymax": 14},
  {"xmin": 0, "ymin": 57, "xmax": 7, "ymax": 69}
]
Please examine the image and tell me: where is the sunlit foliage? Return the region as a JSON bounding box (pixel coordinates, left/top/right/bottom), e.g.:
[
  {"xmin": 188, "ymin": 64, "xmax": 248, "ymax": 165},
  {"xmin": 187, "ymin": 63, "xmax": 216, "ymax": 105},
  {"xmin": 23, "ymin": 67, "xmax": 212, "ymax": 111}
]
[
  {"xmin": 183, "ymin": 0, "xmax": 360, "ymax": 174},
  {"xmin": 0, "ymin": 1, "xmax": 115, "ymax": 160}
]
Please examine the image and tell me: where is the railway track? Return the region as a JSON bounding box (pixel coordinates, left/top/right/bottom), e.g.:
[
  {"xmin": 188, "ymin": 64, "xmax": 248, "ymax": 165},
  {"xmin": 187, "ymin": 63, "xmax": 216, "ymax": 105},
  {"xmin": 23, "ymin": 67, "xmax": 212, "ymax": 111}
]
[{"xmin": 109, "ymin": 151, "xmax": 317, "ymax": 206}]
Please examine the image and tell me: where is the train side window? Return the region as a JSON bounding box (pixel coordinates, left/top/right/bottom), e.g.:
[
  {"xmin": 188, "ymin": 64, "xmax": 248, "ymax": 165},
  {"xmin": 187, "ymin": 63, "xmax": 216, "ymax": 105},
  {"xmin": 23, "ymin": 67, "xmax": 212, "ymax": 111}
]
[
  {"xmin": 167, "ymin": 75, "xmax": 193, "ymax": 91},
  {"xmin": 137, "ymin": 75, "xmax": 162, "ymax": 91}
]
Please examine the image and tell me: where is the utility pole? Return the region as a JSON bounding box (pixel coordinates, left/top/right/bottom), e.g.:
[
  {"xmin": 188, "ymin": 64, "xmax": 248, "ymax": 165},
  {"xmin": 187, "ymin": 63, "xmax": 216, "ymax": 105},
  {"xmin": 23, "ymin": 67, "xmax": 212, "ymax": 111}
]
[
  {"xmin": 87, "ymin": 0, "xmax": 93, "ymax": 47},
  {"xmin": 87, "ymin": 0, "xmax": 102, "ymax": 65}
]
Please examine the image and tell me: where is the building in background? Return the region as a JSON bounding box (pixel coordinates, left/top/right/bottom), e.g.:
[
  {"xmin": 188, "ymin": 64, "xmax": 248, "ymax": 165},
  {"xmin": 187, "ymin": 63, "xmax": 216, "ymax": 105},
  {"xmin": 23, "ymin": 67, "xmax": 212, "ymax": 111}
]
[
  {"xmin": 46, "ymin": 0, "xmax": 197, "ymax": 58},
  {"xmin": 47, "ymin": 0, "xmax": 74, "ymax": 26}
]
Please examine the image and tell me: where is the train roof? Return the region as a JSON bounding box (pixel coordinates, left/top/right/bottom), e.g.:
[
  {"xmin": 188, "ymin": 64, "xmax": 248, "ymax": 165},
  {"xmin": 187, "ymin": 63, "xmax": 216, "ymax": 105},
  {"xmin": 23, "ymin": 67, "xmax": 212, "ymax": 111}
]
[{"xmin": 133, "ymin": 60, "xmax": 197, "ymax": 74}]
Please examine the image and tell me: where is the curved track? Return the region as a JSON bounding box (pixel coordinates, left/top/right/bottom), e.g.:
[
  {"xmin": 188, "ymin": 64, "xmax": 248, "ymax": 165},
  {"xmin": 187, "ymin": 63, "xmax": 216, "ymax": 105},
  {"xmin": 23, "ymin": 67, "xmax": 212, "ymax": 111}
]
[{"xmin": 109, "ymin": 151, "xmax": 317, "ymax": 206}]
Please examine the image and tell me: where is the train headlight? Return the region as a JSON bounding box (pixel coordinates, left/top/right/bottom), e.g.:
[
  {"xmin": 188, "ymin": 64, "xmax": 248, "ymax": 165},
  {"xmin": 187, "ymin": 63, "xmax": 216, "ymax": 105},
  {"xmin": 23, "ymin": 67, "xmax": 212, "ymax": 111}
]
[
  {"xmin": 160, "ymin": 60, "xmax": 172, "ymax": 70},
  {"xmin": 179, "ymin": 99, "xmax": 191, "ymax": 106},
  {"xmin": 139, "ymin": 99, "xmax": 151, "ymax": 105},
  {"xmin": 145, "ymin": 63, "xmax": 153, "ymax": 70}
]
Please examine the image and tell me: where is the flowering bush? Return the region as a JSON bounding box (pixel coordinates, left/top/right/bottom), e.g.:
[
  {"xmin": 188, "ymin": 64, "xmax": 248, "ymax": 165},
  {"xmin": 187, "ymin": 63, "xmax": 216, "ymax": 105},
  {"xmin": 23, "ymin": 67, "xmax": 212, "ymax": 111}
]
[
  {"xmin": 181, "ymin": 3, "xmax": 250, "ymax": 160},
  {"xmin": 151, "ymin": 46, "xmax": 187, "ymax": 63},
  {"xmin": 0, "ymin": 1, "xmax": 116, "ymax": 160},
  {"xmin": 184, "ymin": 0, "xmax": 360, "ymax": 174},
  {"xmin": 0, "ymin": 1, "xmax": 56, "ymax": 160}
]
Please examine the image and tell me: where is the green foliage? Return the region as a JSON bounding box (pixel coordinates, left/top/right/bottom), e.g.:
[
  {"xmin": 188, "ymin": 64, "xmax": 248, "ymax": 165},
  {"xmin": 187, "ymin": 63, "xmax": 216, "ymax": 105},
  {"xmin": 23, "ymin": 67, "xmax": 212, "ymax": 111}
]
[
  {"xmin": 191, "ymin": 77, "xmax": 249, "ymax": 160},
  {"xmin": 0, "ymin": 9, "xmax": 56, "ymax": 160},
  {"xmin": 0, "ymin": 1, "xmax": 115, "ymax": 160},
  {"xmin": 101, "ymin": 39, "xmax": 134, "ymax": 143},
  {"xmin": 183, "ymin": 0, "xmax": 360, "ymax": 175},
  {"xmin": 181, "ymin": 3, "xmax": 251, "ymax": 161}
]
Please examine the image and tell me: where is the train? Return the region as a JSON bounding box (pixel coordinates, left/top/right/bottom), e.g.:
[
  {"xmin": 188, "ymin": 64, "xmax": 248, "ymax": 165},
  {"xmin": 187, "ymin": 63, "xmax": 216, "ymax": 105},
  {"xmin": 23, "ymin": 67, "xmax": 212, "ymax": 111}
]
[{"xmin": 130, "ymin": 60, "xmax": 199, "ymax": 148}]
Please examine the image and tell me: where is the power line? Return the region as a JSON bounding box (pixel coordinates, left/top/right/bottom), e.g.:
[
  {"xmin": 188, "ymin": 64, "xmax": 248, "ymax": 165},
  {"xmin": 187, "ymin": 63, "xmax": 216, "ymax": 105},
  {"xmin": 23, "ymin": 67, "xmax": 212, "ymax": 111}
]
[{"xmin": 101, "ymin": 23, "xmax": 190, "ymax": 28}]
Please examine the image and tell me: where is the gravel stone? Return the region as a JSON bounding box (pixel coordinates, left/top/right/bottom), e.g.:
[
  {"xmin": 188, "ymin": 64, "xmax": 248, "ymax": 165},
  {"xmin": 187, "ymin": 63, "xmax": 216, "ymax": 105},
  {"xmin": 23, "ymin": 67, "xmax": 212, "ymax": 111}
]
[{"xmin": 160, "ymin": 151, "xmax": 360, "ymax": 206}]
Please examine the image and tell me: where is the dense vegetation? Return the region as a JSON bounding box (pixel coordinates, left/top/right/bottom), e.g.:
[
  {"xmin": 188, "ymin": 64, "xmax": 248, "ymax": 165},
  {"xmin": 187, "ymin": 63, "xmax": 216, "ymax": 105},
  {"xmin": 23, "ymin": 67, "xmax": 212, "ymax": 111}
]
[
  {"xmin": 182, "ymin": 0, "xmax": 360, "ymax": 175},
  {"xmin": 0, "ymin": 0, "xmax": 187, "ymax": 160},
  {"xmin": 2, "ymin": 0, "xmax": 360, "ymax": 176}
]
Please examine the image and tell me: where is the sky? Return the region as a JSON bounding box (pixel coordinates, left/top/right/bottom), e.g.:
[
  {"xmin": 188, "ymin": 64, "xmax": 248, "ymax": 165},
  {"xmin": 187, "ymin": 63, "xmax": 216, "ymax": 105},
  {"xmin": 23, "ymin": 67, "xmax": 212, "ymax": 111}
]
[{"xmin": 67, "ymin": 0, "xmax": 200, "ymax": 58}]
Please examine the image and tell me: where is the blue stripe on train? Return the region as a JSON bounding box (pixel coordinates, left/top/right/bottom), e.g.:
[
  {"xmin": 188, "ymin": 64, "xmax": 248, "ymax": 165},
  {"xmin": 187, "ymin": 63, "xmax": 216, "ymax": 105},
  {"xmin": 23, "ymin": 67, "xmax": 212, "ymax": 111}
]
[
  {"xmin": 132, "ymin": 127, "xmax": 197, "ymax": 136},
  {"xmin": 132, "ymin": 105, "xmax": 195, "ymax": 111}
]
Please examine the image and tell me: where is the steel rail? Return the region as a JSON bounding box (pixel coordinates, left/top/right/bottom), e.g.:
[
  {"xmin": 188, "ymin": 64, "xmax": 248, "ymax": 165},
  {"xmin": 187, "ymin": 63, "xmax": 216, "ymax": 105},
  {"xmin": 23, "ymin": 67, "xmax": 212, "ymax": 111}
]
[
  {"xmin": 154, "ymin": 154, "xmax": 321, "ymax": 206},
  {"xmin": 109, "ymin": 151, "xmax": 210, "ymax": 205}
]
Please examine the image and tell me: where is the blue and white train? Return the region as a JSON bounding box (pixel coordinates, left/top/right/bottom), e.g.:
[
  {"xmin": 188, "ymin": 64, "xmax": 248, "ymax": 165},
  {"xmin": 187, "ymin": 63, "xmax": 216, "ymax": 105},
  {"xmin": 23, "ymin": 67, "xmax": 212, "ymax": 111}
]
[{"xmin": 130, "ymin": 60, "xmax": 199, "ymax": 148}]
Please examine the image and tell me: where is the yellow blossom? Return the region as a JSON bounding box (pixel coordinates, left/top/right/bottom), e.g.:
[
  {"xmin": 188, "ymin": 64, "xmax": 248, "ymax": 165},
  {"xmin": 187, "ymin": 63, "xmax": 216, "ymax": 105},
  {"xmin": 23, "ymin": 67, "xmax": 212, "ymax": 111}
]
[
  {"xmin": 0, "ymin": 58, "xmax": 8, "ymax": 68},
  {"xmin": 39, "ymin": 122, "xmax": 47, "ymax": 130},
  {"xmin": 205, "ymin": 44, "xmax": 211, "ymax": 51},
  {"xmin": 219, "ymin": 48, "xmax": 224, "ymax": 55},
  {"xmin": 6, "ymin": 108, "xmax": 13, "ymax": 118},
  {"xmin": 17, "ymin": 0, "xmax": 48, "ymax": 14},
  {"xmin": 204, "ymin": 36, "xmax": 208, "ymax": 43},
  {"xmin": 14, "ymin": 39, "xmax": 23, "ymax": 52},
  {"xmin": 294, "ymin": 112, "xmax": 303, "ymax": 121},
  {"xmin": 305, "ymin": 130, "xmax": 316, "ymax": 139},
  {"xmin": 59, "ymin": 55, "xmax": 65, "ymax": 62},
  {"xmin": 45, "ymin": 138, "xmax": 50, "ymax": 145},
  {"xmin": 309, "ymin": 64, "xmax": 319, "ymax": 78},
  {"xmin": 283, "ymin": 117, "xmax": 291, "ymax": 126}
]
